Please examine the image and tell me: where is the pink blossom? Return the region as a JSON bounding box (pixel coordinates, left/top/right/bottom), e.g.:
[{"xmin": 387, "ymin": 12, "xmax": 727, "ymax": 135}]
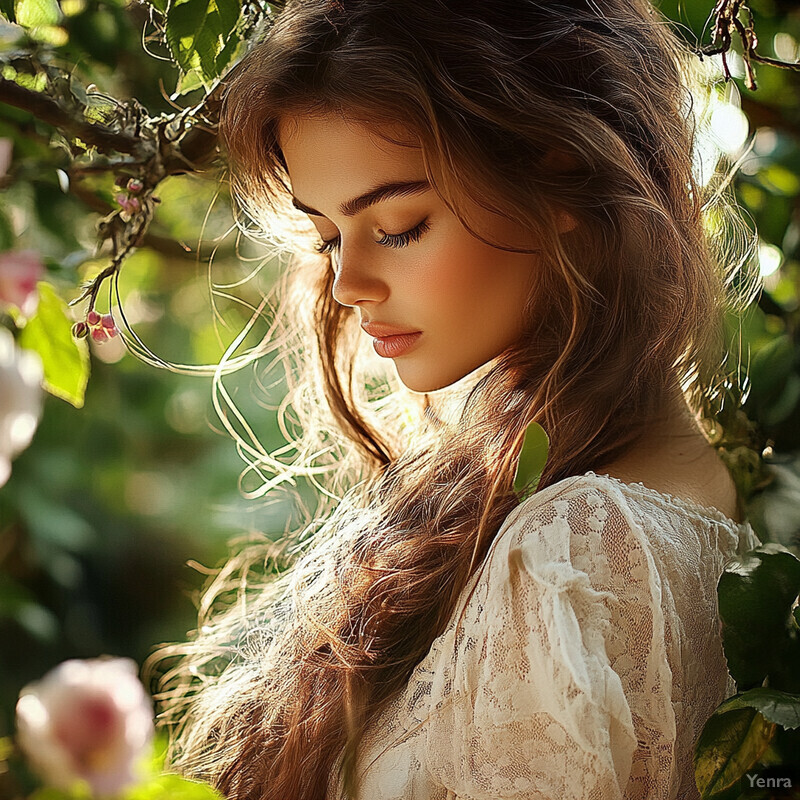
[
  {"xmin": 0, "ymin": 328, "xmax": 43, "ymax": 487},
  {"xmin": 15, "ymin": 657, "xmax": 154, "ymax": 797},
  {"xmin": 0, "ymin": 250, "xmax": 44, "ymax": 318},
  {"xmin": 85, "ymin": 310, "xmax": 119, "ymax": 343},
  {"xmin": 115, "ymin": 193, "xmax": 141, "ymax": 219}
]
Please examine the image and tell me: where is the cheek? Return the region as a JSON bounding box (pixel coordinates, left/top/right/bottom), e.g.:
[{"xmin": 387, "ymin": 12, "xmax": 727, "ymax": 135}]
[
  {"xmin": 400, "ymin": 238, "xmax": 474, "ymax": 312},
  {"xmin": 434, "ymin": 240, "xmax": 529, "ymax": 319},
  {"xmin": 400, "ymin": 223, "xmax": 535, "ymax": 330},
  {"xmin": 418, "ymin": 236, "xmax": 496, "ymax": 306}
]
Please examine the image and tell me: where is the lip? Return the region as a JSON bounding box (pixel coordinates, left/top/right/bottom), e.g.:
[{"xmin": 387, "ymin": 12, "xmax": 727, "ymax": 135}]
[
  {"xmin": 361, "ymin": 321, "xmax": 421, "ymax": 338},
  {"xmin": 371, "ymin": 331, "xmax": 422, "ymax": 359}
]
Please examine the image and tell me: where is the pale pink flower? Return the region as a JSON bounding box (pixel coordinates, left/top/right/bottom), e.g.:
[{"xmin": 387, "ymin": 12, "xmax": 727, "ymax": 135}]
[
  {"xmin": 115, "ymin": 193, "xmax": 141, "ymax": 221},
  {"xmin": 0, "ymin": 328, "xmax": 43, "ymax": 487},
  {"xmin": 0, "ymin": 249, "xmax": 44, "ymax": 318},
  {"xmin": 15, "ymin": 657, "xmax": 155, "ymax": 797}
]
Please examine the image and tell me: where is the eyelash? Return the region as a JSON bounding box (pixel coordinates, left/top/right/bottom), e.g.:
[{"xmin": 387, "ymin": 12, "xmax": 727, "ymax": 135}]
[{"xmin": 314, "ymin": 219, "xmax": 430, "ymax": 255}]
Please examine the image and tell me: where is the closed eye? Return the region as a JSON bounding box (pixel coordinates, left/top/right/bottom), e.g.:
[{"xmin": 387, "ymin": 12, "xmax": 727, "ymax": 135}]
[{"xmin": 314, "ymin": 219, "xmax": 430, "ymax": 256}]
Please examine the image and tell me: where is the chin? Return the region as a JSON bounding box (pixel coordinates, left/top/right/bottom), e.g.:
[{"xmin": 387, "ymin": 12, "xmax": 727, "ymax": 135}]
[{"xmin": 395, "ymin": 365, "xmax": 474, "ymax": 394}]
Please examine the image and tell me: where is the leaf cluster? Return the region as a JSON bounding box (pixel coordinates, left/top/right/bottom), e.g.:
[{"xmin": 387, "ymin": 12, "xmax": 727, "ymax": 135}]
[{"xmin": 694, "ymin": 545, "xmax": 800, "ymax": 798}]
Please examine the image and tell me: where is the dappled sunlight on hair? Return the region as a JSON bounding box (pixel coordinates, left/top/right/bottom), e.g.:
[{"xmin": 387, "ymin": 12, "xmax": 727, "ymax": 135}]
[{"xmin": 145, "ymin": 1, "xmax": 762, "ymax": 798}]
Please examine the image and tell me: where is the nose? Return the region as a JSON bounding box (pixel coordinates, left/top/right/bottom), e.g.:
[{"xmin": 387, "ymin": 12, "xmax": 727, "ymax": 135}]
[{"xmin": 330, "ymin": 245, "xmax": 389, "ymax": 308}]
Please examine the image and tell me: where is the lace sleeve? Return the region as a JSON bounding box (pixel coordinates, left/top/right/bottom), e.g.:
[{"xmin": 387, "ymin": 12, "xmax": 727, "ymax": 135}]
[{"xmin": 423, "ymin": 483, "xmax": 679, "ymax": 800}]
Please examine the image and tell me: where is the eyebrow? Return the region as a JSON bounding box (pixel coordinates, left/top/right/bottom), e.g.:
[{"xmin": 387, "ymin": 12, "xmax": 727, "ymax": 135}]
[{"xmin": 291, "ymin": 179, "xmax": 431, "ymax": 218}]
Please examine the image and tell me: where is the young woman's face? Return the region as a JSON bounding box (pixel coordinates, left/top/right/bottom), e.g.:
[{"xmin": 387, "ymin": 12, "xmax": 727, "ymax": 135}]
[{"xmin": 277, "ymin": 112, "xmax": 546, "ymax": 393}]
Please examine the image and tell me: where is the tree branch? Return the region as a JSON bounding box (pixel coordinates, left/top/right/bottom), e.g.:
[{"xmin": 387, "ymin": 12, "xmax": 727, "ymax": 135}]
[
  {"xmin": 0, "ymin": 77, "xmax": 146, "ymax": 156},
  {"xmin": 67, "ymin": 180, "xmax": 234, "ymax": 262},
  {"xmin": 696, "ymin": 0, "xmax": 800, "ymax": 90}
]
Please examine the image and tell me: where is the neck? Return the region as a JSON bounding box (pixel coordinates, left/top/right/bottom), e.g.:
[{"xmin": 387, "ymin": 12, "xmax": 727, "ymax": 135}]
[
  {"xmin": 645, "ymin": 384, "xmax": 709, "ymax": 451},
  {"xmin": 594, "ymin": 384, "xmax": 742, "ymax": 523}
]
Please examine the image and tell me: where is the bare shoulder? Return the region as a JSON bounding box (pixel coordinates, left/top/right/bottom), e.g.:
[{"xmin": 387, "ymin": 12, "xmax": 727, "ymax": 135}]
[{"xmin": 595, "ymin": 441, "xmax": 742, "ymax": 524}]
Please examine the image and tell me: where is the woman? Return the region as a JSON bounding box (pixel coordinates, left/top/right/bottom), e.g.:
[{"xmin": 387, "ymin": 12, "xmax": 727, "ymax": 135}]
[{"xmin": 151, "ymin": 0, "xmax": 763, "ymax": 798}]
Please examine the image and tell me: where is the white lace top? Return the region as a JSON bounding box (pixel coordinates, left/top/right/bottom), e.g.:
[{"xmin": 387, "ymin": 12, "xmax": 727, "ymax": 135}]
[{"xmin": 327, "ymin": 470, "xmax": 763, "ymax": 800}]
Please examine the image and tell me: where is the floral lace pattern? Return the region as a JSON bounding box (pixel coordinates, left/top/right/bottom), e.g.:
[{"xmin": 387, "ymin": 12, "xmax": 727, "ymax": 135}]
[{"xmin": 328, "ymin": 472, "xmax": 761, "ymax": 800}]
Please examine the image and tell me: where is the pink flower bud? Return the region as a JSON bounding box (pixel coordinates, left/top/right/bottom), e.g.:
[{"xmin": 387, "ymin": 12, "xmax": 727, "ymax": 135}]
[
  {"xmin": 87, "ymin": 310, "xmax": 101, "ymax": 326},
  {"xmin": 71, "ymin": 321, "xmax": 89, "ymax": 339},
  {"xmin": 15, "ymin": 657, "xmax": 154, "ymax": 796},
  {"xmin": 100, "ymin": 313, "xmax": 115, "ymax": 330},
  {"xmin": 126, "ymin": 178, "xmax": 144, "ymax": 194},
  {"xmin": 90, "ymin": 327, "xmax": 108, "ymax": 343},
  {"xmin": 0, "ymin": 250, "xmax": 44, "ymax": 317},
  {"xmin": 115, "ymin": 195, "xmax": 141, "ymax": 217}
]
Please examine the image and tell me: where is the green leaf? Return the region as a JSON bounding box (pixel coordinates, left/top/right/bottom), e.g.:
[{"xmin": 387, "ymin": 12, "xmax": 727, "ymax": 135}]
[
  {"xmin": 173, "ymin": 67, "xmax": 206, "ymax": 96},
  {"xmin": 718, "ymin": 544, "xmax": 800, "ymax": 692},
  {"xmin": 513, "ymin": 421, "xmax": 549, "ymax": 502},
  {"xmin": 214, "ymin": 0, "xmax": 238, "ymax": 39},
  {"xmin": 14, "ymin": 0, "xmax": 60, "ymax": 26},
  {"xmin": 124, "ymin": 773, "xmax": 226, "ymax": 800},
  {"xmin": 214, "ymin": 26, "xmax": 241, "ymax": 74},
  {"xmin": 694, "ymin": 707, "xmax": 776, "ymax": 799},
  {"xmin": 716, "ymin": 688, "xmax": 800, "ymax": 731},
  {"xmin": 165, "ymin": 0, "xmax": 240, "ymax": 81},
  {"xmin": 17, "ymin": 282, "xmax": 90, "ymax": 408}
]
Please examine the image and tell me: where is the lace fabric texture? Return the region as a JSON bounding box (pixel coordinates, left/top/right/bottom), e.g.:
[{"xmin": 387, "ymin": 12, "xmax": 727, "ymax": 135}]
[{"xmin": 328, "ymin": 471, "xmax": 762, "ymax": 800}]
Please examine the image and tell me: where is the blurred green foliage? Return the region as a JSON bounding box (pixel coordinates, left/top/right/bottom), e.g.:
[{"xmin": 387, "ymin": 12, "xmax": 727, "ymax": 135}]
[{"xmin": 0, "ymin": 0, "xmax": 308, "ymax": 756}]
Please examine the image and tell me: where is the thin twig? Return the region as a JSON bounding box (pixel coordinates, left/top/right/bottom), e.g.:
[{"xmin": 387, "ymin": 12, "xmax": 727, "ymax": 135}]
[
  {"xmin": 0, "ymin": 77, "xmax": 146, "ymax": 156},
  {"xmin": 695, "ymin": 0, "xmax": 800, "ymax": 90}
]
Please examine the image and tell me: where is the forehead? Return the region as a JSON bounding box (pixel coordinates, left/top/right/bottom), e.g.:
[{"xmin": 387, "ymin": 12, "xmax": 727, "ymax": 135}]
[{"xmin": 277, "ymin": 113, "xmax": 426, "ymax": 191}]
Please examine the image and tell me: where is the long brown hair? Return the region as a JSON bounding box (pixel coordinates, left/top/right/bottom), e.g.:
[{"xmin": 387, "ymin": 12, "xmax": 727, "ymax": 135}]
[{"xmin": 148, "ymin": 1, "xmax": 761, "ymax": 797}]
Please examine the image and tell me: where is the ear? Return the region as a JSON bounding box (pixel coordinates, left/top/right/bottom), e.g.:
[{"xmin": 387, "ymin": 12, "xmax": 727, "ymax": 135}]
[
  {"xmin": 542, "ymin": 147, "xmax": 578, "ymax": 172},
  {"xmin": 542, "ymin": 148, "xmax": 579, "ymax": 234},
  {"xmin": 556, "ymin": 208, "xmax": 579, "ymax": 234}
]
